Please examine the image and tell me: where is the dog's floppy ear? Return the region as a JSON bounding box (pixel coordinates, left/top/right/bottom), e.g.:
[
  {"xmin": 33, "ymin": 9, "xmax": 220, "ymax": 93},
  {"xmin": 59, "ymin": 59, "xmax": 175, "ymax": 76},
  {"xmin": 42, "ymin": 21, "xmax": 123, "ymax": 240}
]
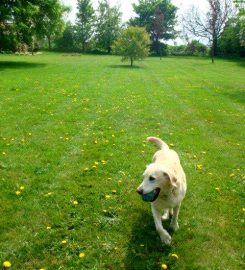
[{"xmin": 163, "ymin": 171, "xmax": 177, "ymax": 188}]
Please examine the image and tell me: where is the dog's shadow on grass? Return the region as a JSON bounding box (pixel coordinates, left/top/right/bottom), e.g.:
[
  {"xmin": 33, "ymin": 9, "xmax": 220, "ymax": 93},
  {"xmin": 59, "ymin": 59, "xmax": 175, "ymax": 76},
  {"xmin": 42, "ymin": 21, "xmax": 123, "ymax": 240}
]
[{"xmin": 124, "ymin": 210, "xmax": 172, "ymax": 270}]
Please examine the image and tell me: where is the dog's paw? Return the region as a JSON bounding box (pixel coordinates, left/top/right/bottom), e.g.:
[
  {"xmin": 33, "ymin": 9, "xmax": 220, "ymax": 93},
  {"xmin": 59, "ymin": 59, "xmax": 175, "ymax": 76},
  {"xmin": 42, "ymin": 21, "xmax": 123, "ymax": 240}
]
[
  {"xmin": 161, "ymin": 235, "xmax": 171, "ymax": 246},
  {"xmin": 170, "ymin": 221, "xmax": 179, "ymax": 232}
]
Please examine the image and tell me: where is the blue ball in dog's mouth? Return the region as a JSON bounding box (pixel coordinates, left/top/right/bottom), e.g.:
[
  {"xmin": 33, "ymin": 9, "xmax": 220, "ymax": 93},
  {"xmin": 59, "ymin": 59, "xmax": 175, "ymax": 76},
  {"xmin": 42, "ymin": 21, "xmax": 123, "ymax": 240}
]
[{"xmin": 141, "ymin": 188, "xmax": 160, "ymax": 202}]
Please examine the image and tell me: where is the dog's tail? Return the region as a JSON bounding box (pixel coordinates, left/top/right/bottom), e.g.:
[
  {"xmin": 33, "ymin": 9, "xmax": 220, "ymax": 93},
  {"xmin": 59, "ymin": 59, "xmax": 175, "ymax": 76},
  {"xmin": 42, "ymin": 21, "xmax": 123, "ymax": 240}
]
[{"xmin": 147, "ymin": 137, "xmax": 169, "ymax": 150}]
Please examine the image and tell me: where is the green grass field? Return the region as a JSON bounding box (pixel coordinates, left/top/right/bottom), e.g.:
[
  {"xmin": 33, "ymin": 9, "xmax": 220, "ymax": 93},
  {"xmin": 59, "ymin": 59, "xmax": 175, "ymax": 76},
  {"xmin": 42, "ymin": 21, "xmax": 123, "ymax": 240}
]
[{"xmin": 0, "ymin": 53, "xmax": 244, "ymax": 270}]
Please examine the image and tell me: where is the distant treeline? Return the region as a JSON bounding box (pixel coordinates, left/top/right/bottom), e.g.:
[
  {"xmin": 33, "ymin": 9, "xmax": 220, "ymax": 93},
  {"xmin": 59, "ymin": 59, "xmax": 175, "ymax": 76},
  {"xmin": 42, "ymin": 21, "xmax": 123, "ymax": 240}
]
[{"xmin": 0, "ymin": 0, "xmax": 244, "ymax": 58}]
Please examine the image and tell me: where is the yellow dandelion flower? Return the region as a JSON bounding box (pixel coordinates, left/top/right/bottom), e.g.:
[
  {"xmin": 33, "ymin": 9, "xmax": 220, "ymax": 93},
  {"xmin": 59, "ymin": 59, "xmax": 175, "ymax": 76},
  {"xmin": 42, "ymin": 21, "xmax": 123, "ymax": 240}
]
[
  {"xmin": 73, "ymin": 200, "xmax": 78, "ymax": 205},
  {"xmin": 197, "ymin": 164, "xmax": 203, "ymax": 170},
  {"xmin": 112, "ymin": 134, "xmax": 115, "ymax": 138},
  {"xmin": 112, "ymin": 190, "xmax": 117, "ymax": 194},
  {"xmin": 79, "ymin": 252, "xmax": 85, "ymax": 259},
  {"xmin": 16, "ymin": 191, "xmax": 21, "ymax": 195},
  {"xmin": 215, "ymin": 187, "xmax": 220, "ymax": 192},
  {"xmin": 39, "ymin": 268, "xmax": 46, "ymax": 270},
  {"xmin": 229, "ymin": 173, "xmax": 235, "ymax": 177},
  {"xmin": 161, "ymin": 264, "xmax": 168, "ymax": 269},
  {"xmin": 3, "ymin": 261, "xmax": 11, "ymax": 268},
  {"xmin": 83, "ymin": 168, "xmax": 89, "ymax": 172},
  {"xmin": 61, "ymin": 240, "xmax": 67, "ymax": 244},
  {"xmin": 92, "ymin": 165, "xmax": 97, "ymax": 169},
  {"xmin": 242, "ymin": 208, "xmax": 245, "ymax": 212},
  {"xmin": 2, "ymin": 152, "xmax": 6, "ymax": 155},
  {"xmin": 105, "ymin": 195, "xmax": 111, "ymax": 199},
  {"xmin": 20, "ymin": 186, "xmax": 25, "ymax": 190},
  {"xmin": 94, "ymin": 161, "xmax": 99, "ymax": 165},
  {"xmin": 169, "ymin": 143, "xmax": 174, "ymax": 147},
  {"xmin": 170, "ymin": 253, "xmax": 179, "ymax": 260},
  {"xmin": 46, "ymin": 226, "xmax": 51, "ymax": 230}
]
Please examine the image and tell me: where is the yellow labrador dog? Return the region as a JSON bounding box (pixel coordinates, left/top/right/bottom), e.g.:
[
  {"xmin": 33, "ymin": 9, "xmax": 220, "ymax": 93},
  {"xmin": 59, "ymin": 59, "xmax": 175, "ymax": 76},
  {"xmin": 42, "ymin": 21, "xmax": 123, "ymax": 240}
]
[{"xmin": 137, "ymin": 137, "xmax": 187, "ymax": 245}]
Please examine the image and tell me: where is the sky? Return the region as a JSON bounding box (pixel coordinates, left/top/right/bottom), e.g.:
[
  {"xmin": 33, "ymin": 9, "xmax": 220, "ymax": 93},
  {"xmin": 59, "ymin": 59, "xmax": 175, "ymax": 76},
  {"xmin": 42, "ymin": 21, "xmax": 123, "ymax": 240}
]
[
  {"xmin": 62, "ymin": 0, "xmax": 209, "ymax": 44},
  {"xmin": 62, "ymin": 0, "xmax": 208, "ymax": 23}
]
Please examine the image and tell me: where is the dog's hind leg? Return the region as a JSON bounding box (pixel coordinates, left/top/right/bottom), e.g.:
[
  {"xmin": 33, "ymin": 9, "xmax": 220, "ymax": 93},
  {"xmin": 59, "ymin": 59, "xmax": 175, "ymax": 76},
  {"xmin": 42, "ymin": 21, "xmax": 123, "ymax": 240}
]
[
  {"xmin": 162, "ymin": 209, "xmax": 170, "ymax": 220},
  {"xmin": 170, "ymin": 203, "xmax": 181, "ymax": 231},
  {"xmin": 162, "ymin": 208, "xmax": 174, "ymax": 220}
]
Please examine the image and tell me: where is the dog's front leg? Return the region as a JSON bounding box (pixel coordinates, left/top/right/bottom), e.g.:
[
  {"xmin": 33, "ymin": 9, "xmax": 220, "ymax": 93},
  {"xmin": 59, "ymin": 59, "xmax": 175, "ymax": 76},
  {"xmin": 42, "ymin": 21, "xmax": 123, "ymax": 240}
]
[
  {"xmin": 170, "ymin": 203, "xmax": 181, "ymax": 231},
  {"xmin": 151, "ymin": 204, "xmax": 171, "ymax": 245}
]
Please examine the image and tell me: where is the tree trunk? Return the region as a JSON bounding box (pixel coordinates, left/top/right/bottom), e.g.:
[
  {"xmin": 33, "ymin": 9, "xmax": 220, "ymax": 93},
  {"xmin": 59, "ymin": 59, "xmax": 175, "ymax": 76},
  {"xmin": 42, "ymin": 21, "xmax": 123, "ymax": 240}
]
[
  {"xmin": 211, "ymin": 35, "xmax": 218, "ymax": 64},
  {"xmin": 130, "ymin": 57, "xmax": 133, "ymax": 67},
  {"xmin": 211, "ymin": 43, "xmax": 214, "ymax": 63},
  {"xmin": 159, "ymin": 41, "xmax": 162, "ymax": 60},
  {"xmin": 31, "ymin": 36, "xmax": 34, "ymax": 55},
  {"xmin": 48, "ymin": 36, "xmax": 51, "ymax": 50}
]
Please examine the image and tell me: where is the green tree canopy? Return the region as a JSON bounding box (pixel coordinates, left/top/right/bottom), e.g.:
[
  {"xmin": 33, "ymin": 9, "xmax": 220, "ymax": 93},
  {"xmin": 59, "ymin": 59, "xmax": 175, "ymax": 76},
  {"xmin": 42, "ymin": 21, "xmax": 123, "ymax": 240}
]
[
  {"xmin": 234, "ymin": 0, "xmax": 245, "ymax": 46},
  {"xmin": 217, "ymin": 17, "xmax": 245, "ymax": 56},
  {"xmin": 76, "ymin": 0, "xmax": 95, "ymax": 52},
  {"xmin": 0, "ymin": 0, "xmax": 69, "ymax": 51},
  {"xmin": 128, "ymin": 0, "xmax": 177, "ymax": 55},
  {"xmin": 112, "ymin": 26, "xmax": 150, "ymax": 67},
  {"xmin": 95, "ymin": 0, "xmax": 122, "ymax": 53}
]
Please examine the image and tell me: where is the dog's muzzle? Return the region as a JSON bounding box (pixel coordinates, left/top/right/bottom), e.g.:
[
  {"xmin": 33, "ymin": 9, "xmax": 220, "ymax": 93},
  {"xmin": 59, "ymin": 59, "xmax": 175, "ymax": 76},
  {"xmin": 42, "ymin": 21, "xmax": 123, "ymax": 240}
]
[{"xmin": 140, "ymin": 188, "xmax": 161, "ymax": 202}]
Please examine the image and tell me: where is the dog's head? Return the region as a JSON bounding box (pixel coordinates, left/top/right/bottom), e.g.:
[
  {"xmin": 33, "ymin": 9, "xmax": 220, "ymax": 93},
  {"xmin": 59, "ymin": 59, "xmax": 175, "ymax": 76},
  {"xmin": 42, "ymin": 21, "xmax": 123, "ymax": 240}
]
[{"xmin": 137, "ymin": 163, "xmax": 177, "ymax": 202}]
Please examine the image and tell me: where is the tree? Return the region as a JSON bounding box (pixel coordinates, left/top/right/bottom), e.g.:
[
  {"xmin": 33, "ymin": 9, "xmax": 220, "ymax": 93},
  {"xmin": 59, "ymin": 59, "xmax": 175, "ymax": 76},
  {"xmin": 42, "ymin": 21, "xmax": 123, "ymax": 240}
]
[
  {"xmin": 0, "ymin": 1, "xmax": 37, "ymax": 51},
  {"xmin": 0, "ymin": 1, "xmax": 19, "ymax": 51},
  {"xmin": 76, "ymin": 0, "xmax": 95, "ymax": 52},
  {"xmin": 35, "ymin": 0, "xmax": 70, "ymax": 50},
  {"xmin": 153, "ymin": 7, "xmax": 165, "ymax": 58},
  {"xmin": 95, "ymin": 0, "xmax": 122, "ymax": 53},
  {"xmin": 112, "ymin": 26, "xmax": 150, "ymax": 67},
  {"xmin": 55, "ymin": 22, "xmax": 76, "ymax": 51},
  {"xmin": 183, "ymin": 0, "xmax": 234, "ymax": 63},
  {"xmin": 0, "ymin": 0, "xmax": 69, "ymax": 52},
  {"xmin": 129, "ymin": 0, "xmax": 177, "ymax": 56},
  {"xmin": 185, "ymin": 40, "xmax": 208, "ymax": 56},
  {"xmin": 234, "ymin": 0, "xmax": 245, "ymax": 46},
  {"xmin": 217, "ymin": 17, "xmax": 245, "ymax": 55}
]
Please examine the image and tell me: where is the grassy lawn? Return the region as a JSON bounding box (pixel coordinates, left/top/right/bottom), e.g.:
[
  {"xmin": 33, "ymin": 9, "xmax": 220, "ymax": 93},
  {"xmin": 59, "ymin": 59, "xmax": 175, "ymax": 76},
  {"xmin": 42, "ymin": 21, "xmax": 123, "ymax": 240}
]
[{"xmin": 0, "ymin": 53, "xmax": 244, "ymax": 270}]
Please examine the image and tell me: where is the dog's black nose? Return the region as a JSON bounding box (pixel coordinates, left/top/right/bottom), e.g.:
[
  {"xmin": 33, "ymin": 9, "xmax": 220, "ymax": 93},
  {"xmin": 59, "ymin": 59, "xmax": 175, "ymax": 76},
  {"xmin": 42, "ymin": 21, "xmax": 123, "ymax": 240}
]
[{"xmin": 137, "ymin": 188, "xmax": 143, "ymax": 195}]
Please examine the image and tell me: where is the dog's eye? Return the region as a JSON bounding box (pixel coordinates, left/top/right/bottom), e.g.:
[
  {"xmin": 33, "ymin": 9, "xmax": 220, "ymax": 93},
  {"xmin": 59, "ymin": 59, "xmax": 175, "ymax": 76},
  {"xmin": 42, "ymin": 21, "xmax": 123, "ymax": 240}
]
[{"xmin": 149, "ymin": 176, "xmax": 155, "ymax": 181}]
